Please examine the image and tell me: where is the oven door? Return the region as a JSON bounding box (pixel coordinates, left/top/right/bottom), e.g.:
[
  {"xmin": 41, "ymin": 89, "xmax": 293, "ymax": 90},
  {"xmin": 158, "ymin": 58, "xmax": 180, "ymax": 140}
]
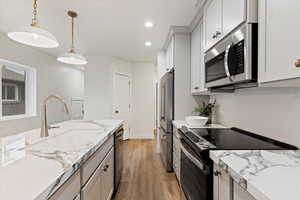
[{"xmin": 180, "ymin": 138, "xmax": 212, "ymax": 200}]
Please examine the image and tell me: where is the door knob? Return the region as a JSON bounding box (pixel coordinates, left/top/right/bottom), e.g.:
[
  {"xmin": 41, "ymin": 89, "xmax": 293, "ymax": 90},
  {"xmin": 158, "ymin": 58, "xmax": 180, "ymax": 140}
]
[{"xmin": 115, "ymin": 110, "xmax": 119, "ymax": 114}]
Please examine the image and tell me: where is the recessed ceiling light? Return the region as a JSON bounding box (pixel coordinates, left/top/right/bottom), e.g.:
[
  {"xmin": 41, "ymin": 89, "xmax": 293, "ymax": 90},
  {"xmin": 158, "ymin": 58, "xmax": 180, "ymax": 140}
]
[
  {"xmin": 144, "ymin": 41, "xmax": 152, "ymax": 47},
  {"xmin": 144, "ymin": 21, "xmax": 154, "ymax": 28}
]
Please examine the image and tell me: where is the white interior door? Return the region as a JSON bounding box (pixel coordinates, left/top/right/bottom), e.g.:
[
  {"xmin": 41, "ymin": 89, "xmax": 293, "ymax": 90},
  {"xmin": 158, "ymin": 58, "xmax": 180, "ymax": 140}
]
[{"xmin": 113, "ymin": 73, "xmax": 131, "ymax": 139}]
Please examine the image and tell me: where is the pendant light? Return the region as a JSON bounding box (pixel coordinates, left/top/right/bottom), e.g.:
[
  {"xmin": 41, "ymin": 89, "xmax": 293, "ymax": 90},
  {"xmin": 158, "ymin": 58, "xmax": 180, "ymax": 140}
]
[
  {"xmin": 57, "ymin": 11, "xmax": 87, "ymax": 65},
  {"xmin": 7, "ymin": 0, "xmax": 59, "ymax": 48}
]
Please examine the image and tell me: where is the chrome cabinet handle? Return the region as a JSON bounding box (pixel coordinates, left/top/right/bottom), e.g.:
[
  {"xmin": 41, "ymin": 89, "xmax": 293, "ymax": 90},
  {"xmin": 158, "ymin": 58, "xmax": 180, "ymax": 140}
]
[{"xmin": 224, "ymin": 43, "xmax": 234, "ymax": 82}]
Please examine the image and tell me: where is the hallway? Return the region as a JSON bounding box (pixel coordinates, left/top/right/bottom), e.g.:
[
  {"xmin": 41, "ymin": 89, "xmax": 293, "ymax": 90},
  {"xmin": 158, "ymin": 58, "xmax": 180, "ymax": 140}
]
[{"xmin": 113, "ymin": 139, "xmax": 181, "ymax": 200}]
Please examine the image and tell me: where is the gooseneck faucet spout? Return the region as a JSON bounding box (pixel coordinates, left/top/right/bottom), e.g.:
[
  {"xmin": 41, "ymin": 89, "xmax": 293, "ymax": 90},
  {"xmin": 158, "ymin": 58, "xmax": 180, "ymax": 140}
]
[{"xmin": 41, "ymin": 95, "xmax": 70, "ymax": 138}]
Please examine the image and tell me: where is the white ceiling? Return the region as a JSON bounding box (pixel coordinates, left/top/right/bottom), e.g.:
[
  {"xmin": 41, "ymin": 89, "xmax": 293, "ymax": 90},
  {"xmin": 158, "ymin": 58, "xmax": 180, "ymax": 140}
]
[{"xmin": 0, "ymin": 0, "xmax": 203, "ymax": 62}]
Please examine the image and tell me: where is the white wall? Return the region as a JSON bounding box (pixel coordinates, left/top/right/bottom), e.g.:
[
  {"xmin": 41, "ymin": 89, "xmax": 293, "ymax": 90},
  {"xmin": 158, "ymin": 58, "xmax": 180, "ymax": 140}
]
[
  {"xmin": 0, "ymin": 33, "xmax": 84, "ymax": 137},
  {"xmin": 84, "ymin": 56, "xmax": 132, "ymax": 120},
  {"xmin": 131, "ymin": 62, "xmax": 156, "ymax": 139},
  {"xmin": 214, "ymin": 87, "xmax": 300, "ymax": 147}
]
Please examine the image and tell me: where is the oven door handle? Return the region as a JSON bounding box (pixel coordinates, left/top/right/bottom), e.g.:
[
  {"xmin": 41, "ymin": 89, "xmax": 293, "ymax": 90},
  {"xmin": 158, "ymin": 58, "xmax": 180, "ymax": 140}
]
[
  {"xmin": 181, "ymin": 143, "xmax": 209, "ymax": 175},
  {"xmin": 224, "ymin": 43, "xmax": 234, "ymax": 82}
]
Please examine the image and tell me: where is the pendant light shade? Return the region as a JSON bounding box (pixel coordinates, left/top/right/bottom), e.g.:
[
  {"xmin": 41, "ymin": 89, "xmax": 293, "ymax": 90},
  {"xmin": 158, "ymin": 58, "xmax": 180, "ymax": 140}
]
[
  {"xmin": 57, "ymin": 11, "xmax": 87, "ymax": 65},
  {"xmin": 8, "ymin": 26, "xmax": 59, "ymax": 48},
  {"xmin": 57, "ymin": 51, "xmax": 88, "ymax": 65},
  {"xmin": 7, "ymin": 0, "xmax": 59, "ymax": 48}
]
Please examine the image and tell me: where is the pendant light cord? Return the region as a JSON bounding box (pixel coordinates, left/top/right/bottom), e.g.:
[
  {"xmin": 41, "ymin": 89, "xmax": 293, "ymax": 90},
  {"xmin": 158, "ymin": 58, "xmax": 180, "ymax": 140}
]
[
  {"xmin": 31, "ymin": 0, "xmax": 39, "ymax": 27},
  {"xmin": 71, "ymin": 16, "xmax": 75, "ymax": 52}
]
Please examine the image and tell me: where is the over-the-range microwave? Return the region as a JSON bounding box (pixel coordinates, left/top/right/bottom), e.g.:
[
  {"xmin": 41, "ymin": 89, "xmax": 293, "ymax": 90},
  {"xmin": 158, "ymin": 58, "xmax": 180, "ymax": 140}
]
[{"xmin": 205, "ymin": 24, "xmax": 258, "ymax": 89}]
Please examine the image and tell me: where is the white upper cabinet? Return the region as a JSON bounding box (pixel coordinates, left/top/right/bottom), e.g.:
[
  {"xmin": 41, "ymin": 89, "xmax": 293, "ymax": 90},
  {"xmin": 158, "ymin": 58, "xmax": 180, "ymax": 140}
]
[
  {"xmin": 157, "ymin": 51, "xmax": 167, "ymax": 78},
  {"xmin": 204, "ymin": 0, "xmax": 222, "ymax": 50},
  {"xmin": 204, "ymin": 0, "xmax": 248, "ymax": 51},
  {"xmin": 191, "ymin": 20, "xmax": 208, "ymax": 94},
  {"xmin": 166, "ymin": 36, "xmax": 175, "ymax": 70},
  {"xmin": 258, "ymin": 0, "xmax": 300, "ymax": 84},
  {"xmin": 222, "ymin": 0, "xmax": 246, "ymax": 36}
]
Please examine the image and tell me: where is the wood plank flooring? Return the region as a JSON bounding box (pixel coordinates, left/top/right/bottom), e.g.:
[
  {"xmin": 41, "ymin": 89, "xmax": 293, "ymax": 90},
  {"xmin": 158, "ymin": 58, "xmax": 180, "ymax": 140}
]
[{"xmin": 113, "ymin": 139, "xmax": 181, "ymax": 200}]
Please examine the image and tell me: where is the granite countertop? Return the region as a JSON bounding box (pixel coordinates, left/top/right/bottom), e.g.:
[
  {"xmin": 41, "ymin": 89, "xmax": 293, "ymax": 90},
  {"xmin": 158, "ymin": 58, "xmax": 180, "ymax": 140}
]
[
  {"xmin": 0, "ymin": 119, "xmax": 123, "ymax": 200},
  {"xmin": 172, "ymin": 120, "xmax": 225, "ymax": 129},
  {"xmin": 210, "ymin": 150, "xmax": 300, "ymax": 200}
]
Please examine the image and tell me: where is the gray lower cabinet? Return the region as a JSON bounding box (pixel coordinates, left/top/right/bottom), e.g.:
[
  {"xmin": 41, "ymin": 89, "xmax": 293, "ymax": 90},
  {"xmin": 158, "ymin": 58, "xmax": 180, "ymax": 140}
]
[
  {"xmin": 233, "ymin": 182, "xmax": 256, "ymax": 200},
  {"xmin": 81, "ymin": 148, "xmax": 114, "ymax": 200},
  {"xmin": 49, "ymin": 170, "xmax": 81, "ymax": 200},
  {"xmin": 213, "ymin": 164, "xmax": 232, "ymax": 200},
  {"xmin": 48, "ymin": 134, "xmax": 116, "ymax": 200},
  {"xmin": 213, "ymin": 164, "xmax": 257, "ymax": 200},
  {"xmin": 173, "ymin": 127, "xmax": 181, "ymax": 182},
  {"xmin": 81, "ymin": 162, "xmax": 102, "ymax": 200},
  {"xmin": 100, "ymin": 148, "xmax": 114, "ymax": 200}
]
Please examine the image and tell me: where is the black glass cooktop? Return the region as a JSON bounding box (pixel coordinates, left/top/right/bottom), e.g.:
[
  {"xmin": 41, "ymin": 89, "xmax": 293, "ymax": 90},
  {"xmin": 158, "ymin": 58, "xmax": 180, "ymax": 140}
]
[{"xmin": 185, "ymin": 127, "xmax": 297, "ymax": 150}]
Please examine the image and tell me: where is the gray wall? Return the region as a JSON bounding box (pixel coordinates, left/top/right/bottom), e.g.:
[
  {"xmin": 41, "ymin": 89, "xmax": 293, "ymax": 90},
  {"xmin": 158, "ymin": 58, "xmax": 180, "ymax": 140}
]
[
  {"xmin": 0, "ymin": 33, "xmax": 84, "ymax": 137},
  {"xmin": 213, "ymin": 87, "xmax": 300, "ymax": 147}
]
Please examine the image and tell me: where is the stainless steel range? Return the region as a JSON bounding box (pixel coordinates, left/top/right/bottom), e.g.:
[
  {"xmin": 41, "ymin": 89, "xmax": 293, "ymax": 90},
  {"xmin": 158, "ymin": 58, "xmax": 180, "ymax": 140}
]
[{"xmin": 179, "ymin": 127, "xmax": 298, "ymax": 200}]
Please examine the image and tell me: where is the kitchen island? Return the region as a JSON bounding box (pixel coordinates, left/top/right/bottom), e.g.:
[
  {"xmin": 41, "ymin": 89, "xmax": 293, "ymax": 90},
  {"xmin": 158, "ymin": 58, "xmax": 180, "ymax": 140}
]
[{"xmin": 0, "ymin": 119, "xmax": 123, "ymax": 200}]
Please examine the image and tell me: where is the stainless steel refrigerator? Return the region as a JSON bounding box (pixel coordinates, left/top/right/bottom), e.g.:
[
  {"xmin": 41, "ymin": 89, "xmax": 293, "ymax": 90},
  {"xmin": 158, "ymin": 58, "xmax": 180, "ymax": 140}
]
[{"xmin": 159, "ymin": 69, "xmax": 174, "ymax": 172}]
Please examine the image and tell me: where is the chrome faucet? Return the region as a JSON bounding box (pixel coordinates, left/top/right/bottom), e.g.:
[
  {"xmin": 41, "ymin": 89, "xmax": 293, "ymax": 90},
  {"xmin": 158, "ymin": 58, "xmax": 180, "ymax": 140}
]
[{"xmin": 41, "ymin": 95, "xmax": 70, "ymax": 138}]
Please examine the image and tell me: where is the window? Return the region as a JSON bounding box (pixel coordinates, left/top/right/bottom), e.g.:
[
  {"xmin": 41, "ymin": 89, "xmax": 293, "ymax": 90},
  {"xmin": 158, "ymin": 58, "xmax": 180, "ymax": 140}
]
[
  {"xmin": 2, "ymin": 83, "xmax": 20, "ymax": 102},
  {"xmin": 0, "ymin": 59, "xmax": 36, "ymax": 120}
]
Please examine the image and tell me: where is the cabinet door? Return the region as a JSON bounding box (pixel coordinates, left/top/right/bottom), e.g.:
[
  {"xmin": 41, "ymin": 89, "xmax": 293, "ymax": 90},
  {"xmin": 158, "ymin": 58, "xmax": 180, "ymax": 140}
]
[
  {"xmin": 100, "ymin": 148, "xmax": 114, "ymax": 200},
  {"xmin": 259, "ymin": 0, "xmax": 300, "ymax": 83},
  {"xmin": 222, "ymin": 0, "xmax": 246, "ymax": 37},
  {"xmin": 81, "ymin": 164, "xmax": 102, "ymax": 200},
  {"xmin": 213, "ymin": 164, "xmax": 232, "ymax": 200},
  {"xmin": 191, "ymin": 21, "xmax": 207, "ymax": 94},
  {"xmin": 233, "ymin": 182, "xmax": 256, "ymax": 200},
  {"xmin": 49, "ymin": 171, "xmax": 80, "ymax": 200},
  {"xmin": 204, "ymin": 0, "xmax": 222, "ymax": 50},
  {"xmin": 166, "ymin": 37, "xmax": 174, "ymax": 70},
  {"xmin": 191, "ymin": 22, "xmax": 201, "ymax": 94}
]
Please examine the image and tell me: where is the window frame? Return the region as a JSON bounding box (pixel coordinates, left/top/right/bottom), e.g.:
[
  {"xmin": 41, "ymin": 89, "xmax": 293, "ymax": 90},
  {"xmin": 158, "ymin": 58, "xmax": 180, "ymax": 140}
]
[{"xmin": 0, "ymin": 59, "xmax": 37, "ymax": 121}]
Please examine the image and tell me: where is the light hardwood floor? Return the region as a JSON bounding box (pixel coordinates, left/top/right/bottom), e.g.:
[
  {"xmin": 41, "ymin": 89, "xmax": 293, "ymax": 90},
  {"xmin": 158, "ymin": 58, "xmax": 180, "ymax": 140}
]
[{"xmin": 113, "ymin": 139, "xmax": 181, "ymax": 200}]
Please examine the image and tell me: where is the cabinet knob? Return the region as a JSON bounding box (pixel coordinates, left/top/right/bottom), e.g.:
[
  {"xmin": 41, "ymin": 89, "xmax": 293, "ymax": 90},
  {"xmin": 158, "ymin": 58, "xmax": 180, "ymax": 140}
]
[
  {"xmin": 194, "ymin": 86, "xmax": 199, "ymax": 90},
  {"xmin": 295, "ymin": 59, "xmax": 300, "ymax": 68},
  {"xmin": 215, "ymin": 31, "xmax": 222, "ymax": 37},
  {"xmin": 213, "ymin": 170, "xmax": 221, "ymax": 176},
  {"xmin": 103, "ymin": 164, "xmax": 109, "ymax": 172}
]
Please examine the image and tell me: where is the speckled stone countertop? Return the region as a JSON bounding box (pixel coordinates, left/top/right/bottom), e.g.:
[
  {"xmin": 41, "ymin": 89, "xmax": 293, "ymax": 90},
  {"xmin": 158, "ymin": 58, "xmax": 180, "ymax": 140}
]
[
  {"xmin": 210, "ymin": 150, "xmax": 300, "ymax": 200},
  {"xmin": 0, "ymin": 119, "xmax": 123, "ymax": 200}
]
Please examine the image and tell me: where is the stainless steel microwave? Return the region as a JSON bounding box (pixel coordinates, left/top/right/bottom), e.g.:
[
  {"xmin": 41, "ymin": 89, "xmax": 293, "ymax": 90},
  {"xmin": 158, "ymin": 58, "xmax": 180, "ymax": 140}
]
[{"xmin": 204, "ymin": 24, "xmax": 258, "ymax": 88}]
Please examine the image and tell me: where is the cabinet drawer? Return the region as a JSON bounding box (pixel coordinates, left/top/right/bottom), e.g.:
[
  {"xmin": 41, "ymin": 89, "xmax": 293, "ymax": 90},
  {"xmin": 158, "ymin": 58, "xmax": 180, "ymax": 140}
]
[
  {"xmin": 81, "ymin": 135, "xmax": 114, "ymax": 186},
  {"xmin": 81, "ymin": 161, "xmax": 102, "ymax": 200},
  {"xmin": 49, "ymin": 170, "xmax": 80, "ymax": 200}
]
